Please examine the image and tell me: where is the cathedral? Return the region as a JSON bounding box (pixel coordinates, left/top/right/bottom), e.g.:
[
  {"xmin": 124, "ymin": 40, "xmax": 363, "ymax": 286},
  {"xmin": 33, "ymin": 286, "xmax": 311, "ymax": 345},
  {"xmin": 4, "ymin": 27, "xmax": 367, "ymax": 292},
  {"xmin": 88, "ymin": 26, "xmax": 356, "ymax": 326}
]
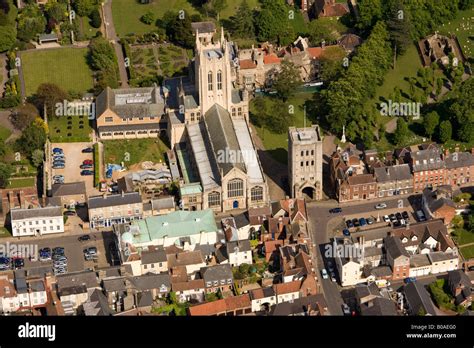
[{"xmin": 165, "ymin": 27, "xmax": 269, "ymax": 213}]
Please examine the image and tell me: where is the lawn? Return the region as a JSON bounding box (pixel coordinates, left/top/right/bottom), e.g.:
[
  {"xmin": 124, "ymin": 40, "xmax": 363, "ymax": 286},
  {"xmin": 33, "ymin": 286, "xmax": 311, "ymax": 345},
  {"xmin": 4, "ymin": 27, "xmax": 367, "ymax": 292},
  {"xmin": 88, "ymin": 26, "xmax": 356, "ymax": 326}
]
[
  {"xmin": 460, "ymin": 245, "xmax": 474, "ymax": 260},
  {"xmin": 48, "ymin": 115, "xmax": 92, "ymax": 143},
  {"xmin": 0, "ymin": 227, "xmax": 11, "ymax": 238},
  {"xmin": 453, "ymin": 228, "xmax": 474, "ymax": 246},
  {"xmin": 77, "ymin": 16, "xmax": 100, "ymax": 40},
  {"xmin": 0, "ymin": 125, "xmax": 12, "ymax": 141},
  {"xmin": 250, "ymin": 93, "xmax": 313, "ymax": 164},
  {"xmin": 20, "ymin": 48, "xmax": 94, "ymax": 97},
  {"xmin": 103, "ymin": 138, "xmax": 169, "ymax": 166},
  {"xmin": 111, "ymin": 0, "xmax": 199, "ymax": 37},
  {"xmin": 6, "ymin": 177, "xmax": 36, "ymax": 189},
  {"xmin": 220, "ymin": 0, "xmax": 260, "ymax": 20},
  {"xmin": 438, "ymin": 8, "xmax": 474, "ymax": 60}
]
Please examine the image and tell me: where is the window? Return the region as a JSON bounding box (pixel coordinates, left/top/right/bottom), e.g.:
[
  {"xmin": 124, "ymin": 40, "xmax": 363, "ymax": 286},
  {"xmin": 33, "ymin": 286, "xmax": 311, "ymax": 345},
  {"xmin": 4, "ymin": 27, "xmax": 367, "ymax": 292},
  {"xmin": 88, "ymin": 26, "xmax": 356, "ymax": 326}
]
[
  {"xmin": 238, "ymin": 108, "xmax": 242, "ymax": 117},
  {"xmin": 191, "ymin": 113, "xmax": 195, "ymax": 122},
  {"xmin": 208, "ymin": 71, "xmax": 213, "ymax": 91},
  {"xmin": 189, "ymin": 196, "xmax": 197, "ymax": 203},
  {"xmin": 251, "ymin": 186, "xmax": 263, "ymax": 202},
  {"xmin": 105, "ymin": 117, "xmax": 113, "ymax": 122},
  {"xmin": 311, "ymin": 150, "xmax": 314, "ymax": 155},
  {"xmin": 217, "ymin": 70, "xmax": 222, "ymax": 90},
  {"xmin": 197, "ymin": 112, "xmax": 201, "ymax": 121},
  {"xmin": 301, "ymin": 162, "xmax": 304, "ymax": 167},
  {"xmin": 228, "ymin": 179, "xmax": 244, "ymax": 198},
  {"xmin": 232, "ymin": 108, "xmax": 236, "ymax": 117},
  {"xmin": 144, "ymin": 265, "xmax": 148, "ymax": 270},
  {"xmin": 208, "ymin": 191, "xmax": 220, "ymax": 207}
]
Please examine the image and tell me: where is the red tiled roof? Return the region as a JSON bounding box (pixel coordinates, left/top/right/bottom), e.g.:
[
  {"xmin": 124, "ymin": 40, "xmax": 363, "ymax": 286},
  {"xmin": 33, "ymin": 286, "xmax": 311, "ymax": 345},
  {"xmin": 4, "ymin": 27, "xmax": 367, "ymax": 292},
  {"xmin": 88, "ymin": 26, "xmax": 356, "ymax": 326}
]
[
  {"xmin": 188, "ymin": 294, "xmax": 251, "ymax": 316},
  {"xmin": 273, "ymin": 280, "xmax": 302, "ymax": 295},
  {"xmin": 239, "ymin": 59, "xmax": 257, "ymax": 70},
  {"xmin": 307, "ymin": 47, "xmax": 323, "ymax": 59},
  {"xmin": 171, "ymin": 279, "xmax": 205, "ymax": 292},
  {"xmin": 264, "ymin": 54, "xmax": 281, "ymax": 65}
]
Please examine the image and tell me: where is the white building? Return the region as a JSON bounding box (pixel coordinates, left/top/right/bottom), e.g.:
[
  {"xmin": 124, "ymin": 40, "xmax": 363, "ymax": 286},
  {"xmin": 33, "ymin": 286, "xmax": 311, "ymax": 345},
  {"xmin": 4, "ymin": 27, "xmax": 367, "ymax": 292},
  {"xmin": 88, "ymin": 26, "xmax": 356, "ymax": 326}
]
[
  {"xmin": 216, "ymin": 240, "xmax": 252, "ymax": 267},
  {"xmin": 28, "ymin": 280, "xmax": 47, "ymax": 307},
  {"xmin": 10, "ymin": 206, "xmax": 64, "ymax": 237},
  {"xmin": 0, "ymin": 276, "xmax": 19, "ymax": 313}
]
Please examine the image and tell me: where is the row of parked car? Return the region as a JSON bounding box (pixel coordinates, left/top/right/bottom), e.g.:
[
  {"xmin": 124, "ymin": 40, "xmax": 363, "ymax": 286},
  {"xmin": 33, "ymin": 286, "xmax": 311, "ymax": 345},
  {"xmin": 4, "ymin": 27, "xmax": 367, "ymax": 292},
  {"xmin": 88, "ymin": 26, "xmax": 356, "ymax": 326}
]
[
  {"xmin": 52, "ymin": 147, "xmax": 66, "ymax": 170},
  {"xmin": 0, "ymin": 254, "xmax": 24, "ymax": 271},
  {"xmin": 382, "ymin": 211, "xmax": 411, "ymax": 227}
]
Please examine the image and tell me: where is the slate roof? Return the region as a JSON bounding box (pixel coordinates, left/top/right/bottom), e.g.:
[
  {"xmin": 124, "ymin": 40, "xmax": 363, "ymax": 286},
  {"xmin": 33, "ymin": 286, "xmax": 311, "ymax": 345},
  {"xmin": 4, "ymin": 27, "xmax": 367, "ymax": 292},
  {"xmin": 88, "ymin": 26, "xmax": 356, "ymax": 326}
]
[
  {"xmin": 384, "ymin": 236, "xmax": 409, "ymax": 259},
  {"xmin": 51, "ymin": 182, "xmax": 86, "ymax": 197},
  {"xmin": 191, "ymin": 21, "xmax": 216, "ymax": 34},
  {"xmin": 56, "ymin": 270, "xmax": 99, "ymax": 291},
  {"xmin": 269, "ymin": 294, "xmax": 327, "ymax": 316},
  {"xmin": 10, "ymin": 206, "xmax": 62, "ymax": 220},
  {"xmin": 249, "ymin": 287, "xmax": 275, "ymax": 300},
  {"xmin": 360, "ymin": 297, "xmax": 398, "ymax": 316},
  {"xmin": 141, "ymin": 249, "xmax": 167, "ymax": 265},
  {"xmin": 128, "ymin": 273, "xmax": 170, "ymax": 292},
  {"xmin": 445, "ymin": 152, "xmax": 474, "ymax": 169},
  {"xmin": 374, "ymin": 164, "xmax": 412, "ymax": 183},
  {"xmin": 83, "ymin": 289, "xmax": 115, "ymax": 316},
  {"xmin": 410, "ymin": 147, "xmax": 444, "ymax": 172},
  {"xmin": 88, "ymin": 192, "xmax": 142, "ymax": 209},
  {"xmin": 200, "ymin": 264, "xmax": 233, "ymax": 284},
  {"xmin": 167, "ymin": 250, "xmax": 205, "ymax": 268},
  {"xmin": 151, "ymin": 196, "xmax": 175, "ymax": 211},
  {"xmin": 404, "ymin": 282, "xmax": 438, "ymax": 316}
]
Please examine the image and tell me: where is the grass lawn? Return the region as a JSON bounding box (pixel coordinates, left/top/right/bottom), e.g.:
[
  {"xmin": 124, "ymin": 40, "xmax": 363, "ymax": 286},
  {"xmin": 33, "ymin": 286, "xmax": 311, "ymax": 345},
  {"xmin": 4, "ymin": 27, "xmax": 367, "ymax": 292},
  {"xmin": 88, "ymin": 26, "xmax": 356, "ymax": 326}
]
[
  {"xmin": 6, "ymin": 177, "xmax": 36, "ymax": 189},
  {"xmin": 103, "ymin": 138, "xmax": 169, "ymax": 166},
  {"xmin": 48, "ymin": 115, "xmax": 92, "ymax": 143},
  {"xmin": 21, "ymin": 48, "xmax": 94, "ymax": 97},
  {"xmin": 0, "ymin": 227, "xmax": 11, "ymax": 238},
  {"xmin": 453, "ymin": 228, "xmax": 474, "ymax": 246},
  {"xmin": 438, "ymin": 8, "xmax": 474, "ymax": 60},
  {"xmin": 112, "ymin": 0, "xmax": 199, "ymax": 37},
  {"xmin": 0, "ymin": 125, "xmax": 12, "ymax": 141},
  {"xmin": 460, "ymin": 245, "xmax": 474, "ymax": 260},
  {"xmin": 250, "ymin": 93, "xmax": 313, "ymax": 164},
  {"xmin": 220, "ymin": 0, "xmax": 260, "ymax": 19},
  {"xmin": 77, "ymin": 16, "xmax": 100, "ymax": 40}
]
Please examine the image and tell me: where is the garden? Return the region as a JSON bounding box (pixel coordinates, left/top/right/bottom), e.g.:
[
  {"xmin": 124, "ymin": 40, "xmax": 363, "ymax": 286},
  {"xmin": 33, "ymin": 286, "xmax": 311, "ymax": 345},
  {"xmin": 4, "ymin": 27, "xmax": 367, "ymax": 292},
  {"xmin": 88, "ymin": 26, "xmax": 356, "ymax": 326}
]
[
  {"xmin": 103, "ymin": 137, "xmax": 169, "ymax": 166},
  {"xmin": 48, "ymin": 115, "xmax": 92, "ymax": 143}
]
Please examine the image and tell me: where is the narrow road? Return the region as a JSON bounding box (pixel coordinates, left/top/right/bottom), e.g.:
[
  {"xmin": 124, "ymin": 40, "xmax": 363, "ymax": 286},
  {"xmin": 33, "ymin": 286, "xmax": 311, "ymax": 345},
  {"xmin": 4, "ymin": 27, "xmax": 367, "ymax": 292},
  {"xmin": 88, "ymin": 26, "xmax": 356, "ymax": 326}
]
[{"xmin": 102, "ymin": 0, "xmax": 129, "ymax": 88}]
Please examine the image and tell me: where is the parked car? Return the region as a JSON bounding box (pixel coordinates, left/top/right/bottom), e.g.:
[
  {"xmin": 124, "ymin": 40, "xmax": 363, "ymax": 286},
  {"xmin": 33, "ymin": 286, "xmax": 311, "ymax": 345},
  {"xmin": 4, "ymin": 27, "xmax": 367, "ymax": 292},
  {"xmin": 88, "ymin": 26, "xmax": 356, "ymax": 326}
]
[
  {"xmin": 367, "ymin": 217, "xmax": 374, "ymax": 225},
  {"xmin": 389, "ymin": 214, "xmax": 397, "ymax": 223},
  {"xmin": 329, "ymin": 207, "xmax": 342, "ymax": 214},
  {"xmin": 395, "ymin": 212, "xmax": 403, "ymax": 220},
  {"xmin": 346, "ymin": 220, "xmax": 354, "ymax": 228},
  {"xmin": 416, "ymin": 210, "xmax": 426, "ymax": 222},
  {"xmin": 82, "ymin": 147, "xmax": 93, "ymax": 153},
  {"xmin": 14, "ymin": 258, "xmax": 24, "ymax": 269},
  {"xmin": 53, "ymin": 164, "xmax": 65, "ymax": 169},
  {"xmin": 352, "ymin": 218, "xmax": 360, "ymax": 227},
  {"xmin": 402, "ymin": 211, "xmax": 410, "ymax": 220},
  {"xmin": 84, "ymin": 247, "xmax": 97, "ymax": 255},
  {"xmin": 52, "ymin": 247, "xmax": 65, "ymax": 256},
  {"xmin": 53, "ymin": 255, "xmax": 67, "ymax": 262},
  {"xmin": 80, "ymin": 164, "xmax": 93, "ymax": 169},
  {"xmin": 330, "ymin": 272, "xmax": 337, "ymax": 283},
  {"xmin": 53, "ymin": 175, "xmax": 64, "ymax": 181},
  {"xmin": 52, "ymin": 148, "xmax": 63, "ymax": 154},
  {"xmin": 383, "ymin": 215, "xmax": 390, "ymax": 223},
  {"xmin": 80, "ymin": 170, "xmax": 94, "ymax": 176},
  {"xmin": 83, "ymin": 160, "xmax": 93, "ymax": 165},
  {"xmin": 393, "ymin": 221, "xmax": 402, "ymax": 227},
  {"xmin": 321, "ymin": 269, "xmax": 329, "ymax": 280},
  {"xmin": 342, "ymin": 303, "xmax": 351, "ymax": 316},
  {"xmin": 375, "ymin": 203, "xmax": 387, "ymax": 210},
  {"xmin": 359, "ymin": 218, "xmax": 367, "ymax": 226},
  {"xmin": 39, "ymin": 248, "xmax": 52, "ymax": 262},
  {"xmin": 78, "ymin": 235, "xmax": 91, "ymax": 242},
  {"xmin": 404, "ymin": 277, "xmax": 416, "ymax": 284},
  {"xmin": 343, "ymin": 229, "xmax": 351, "ymax": 236}
]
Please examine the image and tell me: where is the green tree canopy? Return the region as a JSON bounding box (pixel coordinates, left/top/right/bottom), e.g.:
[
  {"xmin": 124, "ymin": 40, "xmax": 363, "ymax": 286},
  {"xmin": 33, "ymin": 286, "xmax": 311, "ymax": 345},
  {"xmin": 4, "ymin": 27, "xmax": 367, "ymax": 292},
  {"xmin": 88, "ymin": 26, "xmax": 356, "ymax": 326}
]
[
  {"xmin": 229, "ymin": 0, "xmax": 255, "ymax": 39},
  {"xmin": 424, "ymin": 111, "xmax": 439, "ymax": 139},
  {"xmin": 439, "ymin": 120, "xmax": 452, "ymax": 143},
  {"xmin": 393, "ymin": 117, "xmax": 409, "ymax": 145},
  {"xmin": 0, "ymin": 26, "xmax": 16, "ymax": 52},
  {"xmin": 272, "ymin": 60, "xmax": 302, "ymax": 102}
]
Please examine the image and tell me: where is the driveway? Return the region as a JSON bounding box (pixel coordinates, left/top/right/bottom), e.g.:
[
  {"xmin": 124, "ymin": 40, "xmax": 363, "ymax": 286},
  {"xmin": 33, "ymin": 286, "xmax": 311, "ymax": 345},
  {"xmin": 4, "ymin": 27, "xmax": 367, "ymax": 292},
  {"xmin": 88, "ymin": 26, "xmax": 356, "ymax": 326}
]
[{"xmin": 50, "ymin": 142, "xmax": 100, "ymax": 197}]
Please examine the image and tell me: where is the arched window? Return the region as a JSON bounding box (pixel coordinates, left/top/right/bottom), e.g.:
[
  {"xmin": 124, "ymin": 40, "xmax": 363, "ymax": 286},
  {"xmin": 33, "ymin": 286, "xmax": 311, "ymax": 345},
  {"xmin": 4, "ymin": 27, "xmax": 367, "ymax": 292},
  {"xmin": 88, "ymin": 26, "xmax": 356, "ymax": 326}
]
[
  {"xmin": 217, "ymin": 70, "xmax": 222, "ymax": 90},
  {"xmin": 251, "ymin": 186, "xmax": 263, "ymax": 202},
  {"xmin": 208, "ymin": 191, "xmax": 220, "ymax": 207},
  {"xmin": 208, "ymin": 71, "xmax": 213, "ymax": 91},
  {"xmin": 227, "ymin": 179, "xmax": 243, "ymax": 198}
]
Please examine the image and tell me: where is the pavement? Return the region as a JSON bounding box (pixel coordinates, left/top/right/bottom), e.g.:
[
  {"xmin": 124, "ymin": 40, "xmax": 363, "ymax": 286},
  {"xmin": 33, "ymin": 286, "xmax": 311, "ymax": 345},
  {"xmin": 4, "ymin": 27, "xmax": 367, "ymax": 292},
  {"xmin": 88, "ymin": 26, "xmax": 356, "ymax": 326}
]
[
  {"xmin": 0, "ymin": 230, "xmax": 117, "ymax": 275},
  {"xmin": 306, "ymin": 194, "xmax": 422, "ymax": 315}
]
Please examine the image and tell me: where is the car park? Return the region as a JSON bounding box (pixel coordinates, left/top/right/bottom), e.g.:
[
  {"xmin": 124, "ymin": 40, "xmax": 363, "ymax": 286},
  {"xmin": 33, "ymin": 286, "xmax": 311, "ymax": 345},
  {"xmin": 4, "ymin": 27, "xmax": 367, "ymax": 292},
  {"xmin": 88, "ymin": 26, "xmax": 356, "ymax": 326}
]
[
  {"xmin": 52, "ymin": 148, "xmax": 63, "ymax": 154},
  {"xmin": 346, "ymin": 220, "xmax": 354, "ymax": 228},
  {"xmin": 352, "ymin": 218, "xmax": 360, "ymax": 227},
  {"xmin": 367, "ymin": 217, "xmax": 374, "ymax": 225},
  {"xmin": 402, "ymin": 211, "xmax": 409, "ymax": 220},
  {"xmin": 80, "ymin": 170, "xmax": 94, "ymax": 176},
  {"xmin": 359, "ymin": 218, "xmax": 367, "ymax": 226},
  {"xmin": 389, "ymin": 214, "xmax": 397, "ymax": 223},
  {"xmin": 13, "ymin": 258, "xmax": 24, "ymax": 269},
  {"xmin": 329, "ymin": 207, "xmax": 342, "ymax": 214},
  {"xmin": 343, "ymin": 229, "xmax": 351, "ymax": 236},
  {"xmin": 83, "ymin": 160, "xmax": 93, "ymax": 165},
  {"xmin": 80, "ymin": 164, "xmax": 93, "ymax": 169},
  {"xmin": 383, "ymin": 215, "xmax": 390, "ymax": 223},
  {"xmin": 82, "ymin": 147, "xmax": 93, "ymax": 153},
  {"xmin": 375, "ymin": 203, "xmax": 387, "ymax": 210},
  {"xmin": 342, "ymin": 303, "xmax": 351, "ymax": 316},
  {"xmin": 78, "ymin": 235, "xmax": 91, "ymax": 242}
]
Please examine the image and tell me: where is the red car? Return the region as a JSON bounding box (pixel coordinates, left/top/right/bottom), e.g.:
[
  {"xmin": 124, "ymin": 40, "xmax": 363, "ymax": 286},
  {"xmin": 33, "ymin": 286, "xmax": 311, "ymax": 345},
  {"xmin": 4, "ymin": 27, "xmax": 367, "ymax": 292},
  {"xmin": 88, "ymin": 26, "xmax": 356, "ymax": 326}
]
[{"xmin": 83, "ymin": 159, "xmax": 93, "ymax": 165}]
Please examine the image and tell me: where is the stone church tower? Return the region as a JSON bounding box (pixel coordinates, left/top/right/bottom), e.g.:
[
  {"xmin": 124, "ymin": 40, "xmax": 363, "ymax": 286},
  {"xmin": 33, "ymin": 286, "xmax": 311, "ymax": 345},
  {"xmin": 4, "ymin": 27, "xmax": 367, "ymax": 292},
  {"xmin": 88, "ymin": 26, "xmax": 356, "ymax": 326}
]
[{"xmin": 288, "ymin": 125, "xmax": 323, "ymax": 200}]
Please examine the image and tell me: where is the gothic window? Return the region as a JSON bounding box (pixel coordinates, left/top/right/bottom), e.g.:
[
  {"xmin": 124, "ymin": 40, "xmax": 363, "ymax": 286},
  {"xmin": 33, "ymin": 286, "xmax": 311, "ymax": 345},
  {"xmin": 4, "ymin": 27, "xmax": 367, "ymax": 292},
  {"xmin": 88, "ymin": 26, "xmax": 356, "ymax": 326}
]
[
  {"xmin": 208, "ymin": 192, "xmax": 220, "ymax": 207},
  {"xmin": 251, "ymin": 186, "xmax": 263, "ymax": 202},
  {"xmin": 208, "ymin": 71, "xmax": 213, "ymax": 91},
  {"xmin": 227, "ymin": 179, "xmax": 243, "ymax": 198},
  {"xmin": 217, "ymin": 70, "xmax": 222, "ymax": 90}
]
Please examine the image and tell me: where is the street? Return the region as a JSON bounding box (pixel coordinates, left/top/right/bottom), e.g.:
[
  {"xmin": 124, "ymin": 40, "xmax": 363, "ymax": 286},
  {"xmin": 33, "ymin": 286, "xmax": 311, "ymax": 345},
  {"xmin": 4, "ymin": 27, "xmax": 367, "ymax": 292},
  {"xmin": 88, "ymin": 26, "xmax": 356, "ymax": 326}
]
[{"xmin": 306, "ymin": 194, "xmax": 421, "ymax": 315}]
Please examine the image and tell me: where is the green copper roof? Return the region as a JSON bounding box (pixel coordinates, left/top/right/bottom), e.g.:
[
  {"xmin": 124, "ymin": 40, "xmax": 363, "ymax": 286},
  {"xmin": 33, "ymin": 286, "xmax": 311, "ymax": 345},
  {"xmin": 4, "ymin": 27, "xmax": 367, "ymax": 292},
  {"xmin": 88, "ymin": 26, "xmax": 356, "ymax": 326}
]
[
  {"xmin": 122, "ymin": 209, "xmax": 217, "ymax": 245},
  {"xmin": 179, "ymin": 183, "xmax": 203, "ymax": 196}
]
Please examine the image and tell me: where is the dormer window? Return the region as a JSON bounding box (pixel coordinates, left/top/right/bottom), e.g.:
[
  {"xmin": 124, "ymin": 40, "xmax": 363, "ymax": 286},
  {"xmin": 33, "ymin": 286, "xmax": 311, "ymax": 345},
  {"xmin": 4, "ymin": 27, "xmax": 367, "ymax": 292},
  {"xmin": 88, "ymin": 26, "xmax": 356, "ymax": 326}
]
[
  {"xmin": 402, "ymin": 237, "xmax": 408, "ymax": 243},
  {"xmin": 411, "ymin": 236, "xmax": 417, "ymax": 241}
]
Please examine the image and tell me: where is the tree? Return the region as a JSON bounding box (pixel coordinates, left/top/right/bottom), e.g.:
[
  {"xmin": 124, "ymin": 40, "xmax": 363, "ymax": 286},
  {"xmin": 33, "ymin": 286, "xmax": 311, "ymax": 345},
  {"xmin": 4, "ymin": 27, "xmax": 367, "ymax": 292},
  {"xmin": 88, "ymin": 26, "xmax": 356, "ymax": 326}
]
[
  {"xmin": 386, "ymin": 0, "xmax": 413, "ymax": 57},
  {"xmin": 439, "ymin": 120, "xmax": 452, "ymax": 143},
  {"xmin": 229, "ymin": 0, "xmax": 254, "ymax": 39},
  {"xmin": 165, "ymin": 11, "xmax": 194, "ymax": 48},
  {"xmin": 34, "ymin": 83, "xmax": 70, "ymax": 117},
  {"xmin": 17, "ymin": 4, "xmax": 46, "ymax": 42},
  {"xmin": 436, "ymin": 77, "xmax": 444, "ymax": 96},
  {"xmin": 272, "ymin": 60, "xmax": 302, "ymax": 101},
  {"xmin": 319, "ymin": 46, "xmax": 347, "ymax": 82},
  {"xmin": 45, "ymin": 1, "xmax": 67, "ymax": 23},
  {"xmin": 393, "ymin": 117, "xmax": 409, "ymax": 145},
  {"xmin": 267, "ymin": 100, "xmax": 294, "ymax": 133},
  {"xmin": 449, "ymin": 78, "xmax": 474, "ymax": 143},
  {"xmin": 141, "ymin": 11, "xmax": 155, "ymax": 25},
  {"xmin": 356, "ymin": 0, "xmax": 383, "ymax": 30},
  {"xmin": 255, "ymin": 0, "xmax": 288, "ymax": 43},
  {"xmin": 308, "ymin": 18, "xmax": 346, "ymax": 46},
  {"xmin": 424, "ymin": 111, "xmax": 439, "ymax": 139},
  {"xmin": 74, "ymin": 0, "xmax": 95, "ymax": 17},
  {"xmin": 15, "ymin": 119, "xmax": 47, "ymax": 157},
  {"xmin": 0, "ymin": 163, "xmax": 13, "ymax": 189},
  {"xmin": 0, "ymin": 26, "xmax": 16, "ymax": 52},
  {"xmin": 11, "ymin": 103, "xmax": 39, "ymax": 130},
  {"xmin": 90, "ymin": 9, "xmax": 101, "ymax": 28},
  {"xmin": 203, "ymin": 0, "xmax": 227, "ymax": 18},
  {"xmin": 31, "ymin": 149, "xmax": 44, "ymax": 168}
]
